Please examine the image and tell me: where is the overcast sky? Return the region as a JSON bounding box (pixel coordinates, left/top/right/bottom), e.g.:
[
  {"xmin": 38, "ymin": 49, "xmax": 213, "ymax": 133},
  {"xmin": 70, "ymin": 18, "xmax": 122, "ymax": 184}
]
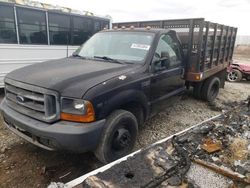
[{"xmin": 39, "ymin": 0, "xmax": 250, "ymax": 35}]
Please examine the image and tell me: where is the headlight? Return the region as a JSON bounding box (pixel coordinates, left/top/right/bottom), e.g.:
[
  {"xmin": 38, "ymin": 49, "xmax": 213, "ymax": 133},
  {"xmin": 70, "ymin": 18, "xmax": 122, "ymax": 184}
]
[
  {"xmin": 61, "ymin": 98, "xmax": 95, "ymax": 123},
  {"xmin": 61, "ymin": 98, "xmax": 86, "ymax": 115}
]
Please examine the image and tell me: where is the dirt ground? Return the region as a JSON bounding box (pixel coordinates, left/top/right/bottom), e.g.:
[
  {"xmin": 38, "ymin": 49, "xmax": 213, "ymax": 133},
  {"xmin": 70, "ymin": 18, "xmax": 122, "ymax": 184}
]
[{"xmin": 0, "ymin": 54, "xmax": 250, "ymax": 188}]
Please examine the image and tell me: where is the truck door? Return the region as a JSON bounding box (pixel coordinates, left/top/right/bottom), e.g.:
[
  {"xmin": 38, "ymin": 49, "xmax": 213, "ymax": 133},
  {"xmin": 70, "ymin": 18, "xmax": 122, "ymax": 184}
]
[{"xmin": 150, "ymin": 33, "xmax": 185, "ymax": 103}]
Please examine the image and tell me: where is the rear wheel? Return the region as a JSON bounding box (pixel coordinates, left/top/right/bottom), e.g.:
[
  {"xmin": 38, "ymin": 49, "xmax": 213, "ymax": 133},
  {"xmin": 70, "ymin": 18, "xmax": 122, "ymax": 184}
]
[
  {"xmin": 201, "ymin": 77, "xmax": 220, "ymax": 102},
  {"xmin": 94, "ymin": 110, "xmax": 138, "ymax": 164},
  {"xmin": 227, "ymin": 69, "xmax": 242, "ymax": 82},
  {"xmin": 193, "ymin": 82, "xmax": 203, "ymax": 99}
]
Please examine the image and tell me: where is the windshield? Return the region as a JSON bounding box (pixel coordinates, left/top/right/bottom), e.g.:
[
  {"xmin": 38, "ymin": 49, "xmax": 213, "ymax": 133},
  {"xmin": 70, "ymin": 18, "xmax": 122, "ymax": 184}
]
[{"xmin": 74, "ymin": 32, "xmax": 154, "ymax": 63}]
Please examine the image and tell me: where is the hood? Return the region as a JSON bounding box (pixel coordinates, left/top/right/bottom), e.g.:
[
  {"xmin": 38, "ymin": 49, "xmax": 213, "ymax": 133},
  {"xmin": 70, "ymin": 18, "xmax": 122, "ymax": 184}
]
[
  {"xmin": 231, "ymin": 63, "xmax": 250, "ymax": 72},
  {"xmin": 238, "ymin": 63, "xmax": 250, "ymax": 72},
  {"xmin": 6, "ymin": 57, "xmax": 138, "ymax": 98}
]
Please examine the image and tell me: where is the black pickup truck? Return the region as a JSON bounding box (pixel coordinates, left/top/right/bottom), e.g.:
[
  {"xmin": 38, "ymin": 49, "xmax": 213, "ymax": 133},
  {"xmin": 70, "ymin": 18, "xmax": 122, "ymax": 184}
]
[{"xmin": 0, "ymin": 18, "xmax": 237, "ymax": 163}]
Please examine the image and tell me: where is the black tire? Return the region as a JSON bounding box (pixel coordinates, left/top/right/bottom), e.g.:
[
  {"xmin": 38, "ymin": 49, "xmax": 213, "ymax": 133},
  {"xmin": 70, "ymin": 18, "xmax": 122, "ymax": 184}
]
[
  {"xmin": 246, "ymin": 75, "xmax": 250, "ymax": 81},
  {"xmin": 227, "ymin": 69, "xmax": 242, "ymax": 82},
  {"xmin": 193, "ymin": 82, "xmax": 203, "ymax": 99},
  {"xmin": 94, "ymin": 110, "xmax": 138, "ymax": 164},
  {"xmin": 201, "ymin": 77, "xmax": 221, "ymax": 102}
]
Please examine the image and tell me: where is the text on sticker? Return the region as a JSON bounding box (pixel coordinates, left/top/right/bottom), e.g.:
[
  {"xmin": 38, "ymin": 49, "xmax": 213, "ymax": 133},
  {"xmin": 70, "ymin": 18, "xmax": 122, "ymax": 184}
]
[{"xmin": 131, "ymin": 43, "xmax": 150, "ymax": 50}]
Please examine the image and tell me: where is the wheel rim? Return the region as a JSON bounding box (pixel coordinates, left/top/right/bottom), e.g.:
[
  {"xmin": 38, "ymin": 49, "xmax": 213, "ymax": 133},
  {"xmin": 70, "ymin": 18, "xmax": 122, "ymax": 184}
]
[
  {"xmin": 112, "ymin": 127, "xmax": 132, "ymax": 151},
  {"xmin": 228, "ymin": 71, "xmax": 238, "ymax": 81}
]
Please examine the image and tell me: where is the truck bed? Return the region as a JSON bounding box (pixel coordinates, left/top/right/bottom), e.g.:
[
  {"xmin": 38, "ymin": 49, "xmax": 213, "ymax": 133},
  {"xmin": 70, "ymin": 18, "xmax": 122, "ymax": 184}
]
[
  {"xmin": 62, "ymin": 98, "xmax": 250, "ymax": 188},
  {"xmin": 113, "ymin": 18, "xmax": 237, "ymax": 82}
]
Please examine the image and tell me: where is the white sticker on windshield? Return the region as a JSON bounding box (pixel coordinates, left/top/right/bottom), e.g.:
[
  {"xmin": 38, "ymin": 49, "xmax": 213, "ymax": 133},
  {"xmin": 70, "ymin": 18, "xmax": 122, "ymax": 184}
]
[{"xmin": 131, "ymin": 43, "xmax": 150, "ymax": 50}]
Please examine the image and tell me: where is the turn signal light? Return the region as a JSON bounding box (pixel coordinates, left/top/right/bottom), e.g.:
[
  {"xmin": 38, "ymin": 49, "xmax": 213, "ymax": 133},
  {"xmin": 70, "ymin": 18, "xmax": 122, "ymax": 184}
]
[{"xmin": 195, "ymin": 75, "xmax": 201, "ymax": 80}]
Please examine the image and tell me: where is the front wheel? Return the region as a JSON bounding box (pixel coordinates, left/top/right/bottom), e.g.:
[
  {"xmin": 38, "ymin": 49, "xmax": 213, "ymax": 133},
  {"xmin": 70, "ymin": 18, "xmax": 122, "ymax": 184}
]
[
  {"xmin": 227, "ymin": 69, "xmax": 242, "ymax": 82},
  {"xmin": 94, "ymin": 110, "xmax": 138, "ymax": 164},
  {"xmin": 246, "ymin": 75, "xmax": 250, "ymax": 81}
]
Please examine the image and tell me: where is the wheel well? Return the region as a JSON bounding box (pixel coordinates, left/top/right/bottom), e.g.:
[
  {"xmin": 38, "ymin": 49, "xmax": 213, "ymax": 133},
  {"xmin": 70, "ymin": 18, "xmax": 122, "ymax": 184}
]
[
  {"xmin": 229, "ymin": 68, "xmax": 243, "ymax": 75},
  {"xmin": 119, "ymin": 102, "xmax": 145, "ymax": 126},
  {"xmin": 212, "ymin": 69, "xmax": 226, "ymax": 88},
  {"xmin": 231, "ymin": 67, "xmax": 240, "ymax": 71},
  {"xmin": 191, "ymin": 70, "xmax": 225, "ymax": 100}
]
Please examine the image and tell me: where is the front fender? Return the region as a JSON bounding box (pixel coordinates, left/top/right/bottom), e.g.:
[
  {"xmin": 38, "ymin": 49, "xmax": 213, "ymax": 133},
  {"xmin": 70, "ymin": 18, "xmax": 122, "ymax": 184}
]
[{"xmin": 98, "ymin": 89, "xmax": 149, "ymax": 120}]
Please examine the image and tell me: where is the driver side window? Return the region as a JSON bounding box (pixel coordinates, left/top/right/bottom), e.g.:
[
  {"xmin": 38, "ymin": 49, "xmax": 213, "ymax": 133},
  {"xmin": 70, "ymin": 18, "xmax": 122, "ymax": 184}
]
[{"xmin": 155, "ymin": 34, "xmax": 181, "ymax": 69}]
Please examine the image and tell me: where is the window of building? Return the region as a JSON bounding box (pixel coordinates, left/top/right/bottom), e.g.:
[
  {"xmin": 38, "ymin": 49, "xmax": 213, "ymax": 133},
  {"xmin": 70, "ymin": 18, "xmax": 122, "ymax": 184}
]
[
  {"xmin": 72, "ymin": 16, "xmax": 93, "ymax": 45},
  {"xmin": 17, "ymin": 7, "xmax": 47, "ymax": 44},
  {"xmin": 0, "ymin": 5, "xmax": 17, "ymax": 43},
  {"xmin": 93, "ymin": 20, "xmax": 101, "ymax": 33},
  {"xmin": 102, "ymin": 21, "xmax": 109, "ymax": 29},
  {"xmin": 49, "ymin": 13, "xmax": 70, "ymax": 45},
  {"xmin": 93, "ymin": 20, "xmax": 109, "ymax": 34}
]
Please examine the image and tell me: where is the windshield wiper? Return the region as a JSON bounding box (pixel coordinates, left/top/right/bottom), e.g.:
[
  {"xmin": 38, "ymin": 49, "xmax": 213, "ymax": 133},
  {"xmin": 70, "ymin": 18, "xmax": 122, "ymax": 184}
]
[
  {"xmin": 72, "ymin": 54, "xmax": 93, "ymax": 61},
  {"xmin": 94, "ymin": 56, "xmax": 124, "ymax": 64},
  {"xmin": 72, "ymin": 54, "xmax": 85, "ymax": 58}
]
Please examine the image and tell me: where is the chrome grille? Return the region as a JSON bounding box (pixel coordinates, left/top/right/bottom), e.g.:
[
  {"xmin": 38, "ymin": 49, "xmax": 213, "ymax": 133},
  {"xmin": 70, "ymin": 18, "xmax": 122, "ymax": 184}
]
[{"xmin": 4, "ymin": 79, "xmax": 59, "ymax": 123}]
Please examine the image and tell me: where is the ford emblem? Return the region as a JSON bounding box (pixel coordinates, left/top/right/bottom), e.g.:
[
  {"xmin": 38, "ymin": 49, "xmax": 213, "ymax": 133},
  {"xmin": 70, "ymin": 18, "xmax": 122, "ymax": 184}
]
[{"xmin": 16, "ymin": 95, "xmax": 25, "ymax": 103}]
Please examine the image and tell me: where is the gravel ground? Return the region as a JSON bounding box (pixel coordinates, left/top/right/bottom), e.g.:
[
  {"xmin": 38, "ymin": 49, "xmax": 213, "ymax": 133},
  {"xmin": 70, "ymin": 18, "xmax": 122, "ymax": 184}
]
[
  {"xmin": 186, "ymin": 163, "xmax": 232, "ymax": 188},
  {"xmin": 0, "ymin": 57, "xmax": 250, "ymax": 187},
  {"xmin": 136, "ymin": 80, "xmax": 250, "ymax": 149}
]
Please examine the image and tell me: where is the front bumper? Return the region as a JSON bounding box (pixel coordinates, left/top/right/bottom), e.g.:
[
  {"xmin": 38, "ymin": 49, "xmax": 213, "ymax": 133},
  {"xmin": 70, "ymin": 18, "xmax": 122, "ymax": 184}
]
[{"xmin": 0, "ymin": 98, "xmax": 105, "ymax": 152}]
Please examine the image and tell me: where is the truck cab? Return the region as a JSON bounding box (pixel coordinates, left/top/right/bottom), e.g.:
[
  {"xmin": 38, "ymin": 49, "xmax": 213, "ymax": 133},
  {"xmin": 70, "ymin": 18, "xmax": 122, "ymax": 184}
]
[{"xmin": 0, "ymin": 19, "xmax": 237, "ymax": 163}]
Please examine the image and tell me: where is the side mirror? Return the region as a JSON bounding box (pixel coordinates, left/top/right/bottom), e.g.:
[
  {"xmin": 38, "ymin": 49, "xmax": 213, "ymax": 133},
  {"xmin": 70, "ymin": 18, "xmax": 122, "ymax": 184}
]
[
  {"xmin": 161, "ymin": 51, "xmax": 170, "ymax": 59},
  {"xmin": 153, "ymin": 51, "xmax": 170, "ymax": 72}
]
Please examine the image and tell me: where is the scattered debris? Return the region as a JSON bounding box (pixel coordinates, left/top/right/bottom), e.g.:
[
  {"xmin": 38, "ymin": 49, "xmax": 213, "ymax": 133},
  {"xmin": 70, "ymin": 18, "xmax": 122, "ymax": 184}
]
[
  {"xmin": 47, "ymin": 182, "xmax": 66, "ymax": 188},
  {"xmin": 247, "ymin": 96, "xmax": 250, "ymax": 110},
  {"xmin": 40, "ymin": 166, "xmax": 47, "ymax": 176},
  {"xmin": 0, "ymin": 146, "xmax": 7, "ymax": 153},
  {"xmin": 193, "ymin": 159, "xmax": 250, "ymax": 184},
  {"xmin": 59, "ymin": 172, "xmax": 72, "ymax": 179},
  {"xmin": 229, "ymin": 138, "xmax": 249, "ymax": 162},
  {"xmin": 40, "ymin": 165, "xmax": 57, "ymax": 177},
  {"xmin": 201, "ymin": 138, "xmax": 222, "ymax": 153},
  {"xmin": 187, "ymin": 163, "xmax": 233, "ymax": 188},
  {"xmin": 80, "ymin": 98, "xmax": 250, "ymax": 188}
]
